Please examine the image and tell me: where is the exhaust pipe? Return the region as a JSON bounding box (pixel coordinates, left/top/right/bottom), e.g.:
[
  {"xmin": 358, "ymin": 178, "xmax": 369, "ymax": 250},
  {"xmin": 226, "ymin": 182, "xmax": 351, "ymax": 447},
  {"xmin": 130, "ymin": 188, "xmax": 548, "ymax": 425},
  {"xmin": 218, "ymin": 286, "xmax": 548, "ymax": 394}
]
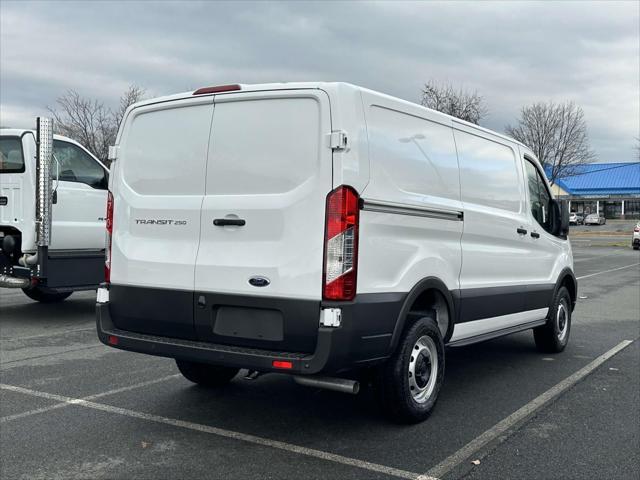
[
  {"xmin": 0, "ymin": 275, "xmax": 30, "ymax": 288},
  {"xmin": 293, "ymin": 375, "xmax": 360, "ymax": 395}
]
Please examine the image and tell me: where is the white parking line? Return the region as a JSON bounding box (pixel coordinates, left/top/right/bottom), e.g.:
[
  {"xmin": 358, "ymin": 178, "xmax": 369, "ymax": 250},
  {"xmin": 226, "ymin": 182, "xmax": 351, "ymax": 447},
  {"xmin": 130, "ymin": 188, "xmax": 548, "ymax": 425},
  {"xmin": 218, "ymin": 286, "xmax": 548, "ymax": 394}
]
[
  {"xmin": 1, "ymin": 327, "xmax": 95, "ymax": 343},
  {"xmin": 577, "ymin": 263, "xmax": 639, "ymax": 280},
  {"xmin": 0, "ymin": 382, "xmax": 436, "ymax": 480},
  {"xmin": 0, "ymin": 374, "xmax": 180, "ymax": 423},
  {"xmin": 425, "ymin": 339, "xmax": 634, "ymax": 479}
]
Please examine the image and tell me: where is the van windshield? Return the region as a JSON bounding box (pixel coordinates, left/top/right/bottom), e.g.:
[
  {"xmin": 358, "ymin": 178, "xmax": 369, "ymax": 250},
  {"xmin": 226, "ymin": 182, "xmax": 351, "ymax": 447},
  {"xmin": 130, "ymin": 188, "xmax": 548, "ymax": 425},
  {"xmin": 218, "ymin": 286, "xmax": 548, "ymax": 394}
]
[{"xmin": 0, "ymin": 137, "xmax": 25, "ymax": 173}]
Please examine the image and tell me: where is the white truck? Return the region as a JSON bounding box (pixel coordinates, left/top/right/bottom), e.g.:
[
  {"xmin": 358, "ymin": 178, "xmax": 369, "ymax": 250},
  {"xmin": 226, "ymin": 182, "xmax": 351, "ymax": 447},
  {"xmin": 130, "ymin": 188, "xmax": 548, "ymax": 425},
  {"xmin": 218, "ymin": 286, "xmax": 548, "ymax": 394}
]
[
  {"xmin": 0, "ymin": 119, "xmax": 109, "ymax": 302},
  {"xmin": 96, "ymin": 82, "xmax": 575, "ymax": 423}
]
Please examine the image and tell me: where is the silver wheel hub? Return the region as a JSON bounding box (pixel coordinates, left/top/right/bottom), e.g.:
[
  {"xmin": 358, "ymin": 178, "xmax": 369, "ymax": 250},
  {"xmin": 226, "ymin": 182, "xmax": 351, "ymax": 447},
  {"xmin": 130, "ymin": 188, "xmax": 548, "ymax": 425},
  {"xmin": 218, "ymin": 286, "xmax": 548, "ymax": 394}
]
[
  {"xmin": 556, "ymin": 300, "xmax": 569, "ymax": 342},
  {"xmin": 408, "ymin": 335, "xmax": 438, "ymax": 403}
]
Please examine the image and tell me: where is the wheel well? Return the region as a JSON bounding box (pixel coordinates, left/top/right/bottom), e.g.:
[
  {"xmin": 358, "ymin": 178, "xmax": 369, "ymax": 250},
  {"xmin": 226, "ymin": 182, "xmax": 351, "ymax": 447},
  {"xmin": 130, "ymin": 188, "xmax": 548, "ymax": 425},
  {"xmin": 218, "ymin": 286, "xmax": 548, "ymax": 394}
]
[
  {"xmin": 561, "ymin": 275, "xmax": 577, "ymax": 310},
  {"xmin": 405, "ymin": 289, "xmax": 452, "ymax": 342}
]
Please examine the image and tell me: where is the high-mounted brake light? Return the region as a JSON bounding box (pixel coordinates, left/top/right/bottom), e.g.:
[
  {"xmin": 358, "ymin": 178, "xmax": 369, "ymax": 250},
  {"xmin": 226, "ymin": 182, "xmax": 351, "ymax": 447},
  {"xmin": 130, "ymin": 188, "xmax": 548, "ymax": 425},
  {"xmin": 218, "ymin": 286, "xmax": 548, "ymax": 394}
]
[
  {"xmin": 323, "ymin": 186, "xmax": 360, "ymax": 301},
  {"xmin": 192, "ymin": 84, "xmax": 241, "ymax": 95},
  {"xmin": 105, "ymin": 191, "xmax": 114, "ymax": 283}
]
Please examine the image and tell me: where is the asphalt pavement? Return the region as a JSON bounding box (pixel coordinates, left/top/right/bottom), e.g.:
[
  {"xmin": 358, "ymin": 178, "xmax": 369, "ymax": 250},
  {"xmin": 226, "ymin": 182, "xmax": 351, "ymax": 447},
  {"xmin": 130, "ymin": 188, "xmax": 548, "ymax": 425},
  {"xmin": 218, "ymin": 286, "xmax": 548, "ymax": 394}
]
[{"xmin": 1, "ymin": 243, "xmax": 638, "ymax": 480}]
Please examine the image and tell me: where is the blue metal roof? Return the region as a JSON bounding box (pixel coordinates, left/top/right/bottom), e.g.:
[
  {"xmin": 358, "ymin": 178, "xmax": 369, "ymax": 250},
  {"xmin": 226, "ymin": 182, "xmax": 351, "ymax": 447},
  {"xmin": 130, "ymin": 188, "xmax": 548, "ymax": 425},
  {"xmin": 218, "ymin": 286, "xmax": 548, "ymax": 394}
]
[{"xmin": 547, "ymin": 162, "xmax": 640, "ymax": 196}]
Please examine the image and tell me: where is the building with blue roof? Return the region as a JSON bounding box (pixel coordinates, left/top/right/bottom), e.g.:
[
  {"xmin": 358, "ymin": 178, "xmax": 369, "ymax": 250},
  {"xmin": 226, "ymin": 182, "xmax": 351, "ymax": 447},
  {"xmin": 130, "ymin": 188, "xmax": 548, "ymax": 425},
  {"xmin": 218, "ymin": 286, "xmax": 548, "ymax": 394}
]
[{"xmin": 547, "ymin": 162, "xmax": 640, "ymax": 219}]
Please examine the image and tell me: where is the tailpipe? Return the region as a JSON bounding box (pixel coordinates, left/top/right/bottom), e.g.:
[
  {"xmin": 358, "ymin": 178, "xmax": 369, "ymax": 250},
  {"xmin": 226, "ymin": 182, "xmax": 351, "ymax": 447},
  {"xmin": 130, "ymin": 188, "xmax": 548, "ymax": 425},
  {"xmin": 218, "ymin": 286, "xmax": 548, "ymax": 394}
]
[
  {"xmin": 0, "ymin": 274, "xmax": 30, "ymax": 288},
  {"xmin": 293, "ymin": 375, "xmax": 360, "ymax": 395}
]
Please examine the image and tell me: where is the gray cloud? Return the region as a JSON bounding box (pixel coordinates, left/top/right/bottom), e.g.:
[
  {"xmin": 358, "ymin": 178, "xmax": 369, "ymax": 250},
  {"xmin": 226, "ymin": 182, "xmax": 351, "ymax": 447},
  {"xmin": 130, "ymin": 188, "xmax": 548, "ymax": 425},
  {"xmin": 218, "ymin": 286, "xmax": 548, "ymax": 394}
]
[{"xmin": 1, "ymin": 0, "xmax": 638, "ymax": 161}]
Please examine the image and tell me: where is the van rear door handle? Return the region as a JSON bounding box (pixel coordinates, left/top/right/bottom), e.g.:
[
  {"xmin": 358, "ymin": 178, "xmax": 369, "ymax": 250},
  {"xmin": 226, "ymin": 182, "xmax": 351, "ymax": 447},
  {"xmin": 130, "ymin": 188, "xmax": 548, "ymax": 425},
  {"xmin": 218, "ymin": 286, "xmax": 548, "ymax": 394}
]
[
  {"xmin": 213, "ymin": 218, "xmax": 246, "ymax": 227},
  {"xmin": 531, "ymin": 231, "xmax": 540, "ymax": 238},
  {"xmin": 517, "ymin": 227, "xmax": 527, "ymax": 235}
]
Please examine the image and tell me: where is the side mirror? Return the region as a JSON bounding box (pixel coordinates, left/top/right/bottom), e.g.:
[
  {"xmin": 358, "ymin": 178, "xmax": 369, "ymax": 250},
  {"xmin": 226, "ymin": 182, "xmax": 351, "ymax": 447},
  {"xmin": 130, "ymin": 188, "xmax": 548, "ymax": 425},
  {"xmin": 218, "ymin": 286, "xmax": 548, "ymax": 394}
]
[{"xmin": 550, "ymin": 199, "xmax": 569, "ymax": 238}]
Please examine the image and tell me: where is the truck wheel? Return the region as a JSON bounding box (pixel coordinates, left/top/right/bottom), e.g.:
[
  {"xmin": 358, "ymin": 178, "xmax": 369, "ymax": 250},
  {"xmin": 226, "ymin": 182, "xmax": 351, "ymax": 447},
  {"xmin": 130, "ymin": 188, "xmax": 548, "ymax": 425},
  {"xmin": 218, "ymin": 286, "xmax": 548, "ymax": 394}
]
[
  {"xmin": 377, "ymin": 316, "xmax": 445, "ymax": 424},
  {"xmin": 534, "ymin": 286, "xmax": 572, "ymax": 353},
  {"xmin": 175, "ymin": 359, "xmax": 239, "ymax": 387},
  {"xmin": 22, "ymin": 287, "xmax": 72, "ymax": 303}
]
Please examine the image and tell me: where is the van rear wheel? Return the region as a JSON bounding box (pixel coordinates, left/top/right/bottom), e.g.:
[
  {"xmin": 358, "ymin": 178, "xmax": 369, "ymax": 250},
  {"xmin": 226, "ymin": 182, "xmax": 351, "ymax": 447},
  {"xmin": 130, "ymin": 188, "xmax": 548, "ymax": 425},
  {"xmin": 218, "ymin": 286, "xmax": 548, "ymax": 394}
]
[
  {"xmin": 377, "ymin": 316, "xmax": 445, "ymax": 424},
  {"xmin": 534, "ymin": 286, "xmax": 572, "ymax": 353},
  {"xmin": 175, "ymin": 359, "xmax": 239, "ymax": 387},
  {"xmin": 22, "ymin": 286, "xmax": 72, "ymax": 303}
]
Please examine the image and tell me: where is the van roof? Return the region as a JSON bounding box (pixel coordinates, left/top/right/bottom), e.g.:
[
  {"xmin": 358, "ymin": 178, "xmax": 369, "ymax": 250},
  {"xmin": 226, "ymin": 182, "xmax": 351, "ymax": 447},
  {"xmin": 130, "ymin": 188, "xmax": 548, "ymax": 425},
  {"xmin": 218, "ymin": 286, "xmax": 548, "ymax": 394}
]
[{"xmin": 125, "ymin": 81, "xmax": 527, "ymax": 150}]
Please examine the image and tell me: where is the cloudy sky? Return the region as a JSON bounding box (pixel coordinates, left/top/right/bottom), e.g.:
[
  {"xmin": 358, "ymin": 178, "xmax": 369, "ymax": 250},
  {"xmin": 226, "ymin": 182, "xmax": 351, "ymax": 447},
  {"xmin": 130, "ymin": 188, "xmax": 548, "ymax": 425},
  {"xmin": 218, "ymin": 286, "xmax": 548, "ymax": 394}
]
[{"xmin": 1, "ymin": 0, "xmax": 638, "ymax": 162}]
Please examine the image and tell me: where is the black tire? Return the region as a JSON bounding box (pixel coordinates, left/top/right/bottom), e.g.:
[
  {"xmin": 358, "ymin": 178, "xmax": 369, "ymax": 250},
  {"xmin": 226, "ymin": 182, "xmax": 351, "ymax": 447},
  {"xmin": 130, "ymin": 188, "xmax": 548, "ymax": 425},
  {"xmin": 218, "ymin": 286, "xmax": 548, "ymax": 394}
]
[
  {"xmin": 377, "ymin": 316, "xmax": 445, "ymax": 424},
  {"xmin": 534, "ymin": 286, "xmax": 572, "ymax": 353},
  {"xmin": 175, "ymin": 359, "xmax": 239, "ymax": 387},
  {"xmin": 22, "ymin": 286, "xmax": 72, "ymax": 303},
  {"xmin": 633, "ymin": 246, "xmax": 639, "ymax": 250}
]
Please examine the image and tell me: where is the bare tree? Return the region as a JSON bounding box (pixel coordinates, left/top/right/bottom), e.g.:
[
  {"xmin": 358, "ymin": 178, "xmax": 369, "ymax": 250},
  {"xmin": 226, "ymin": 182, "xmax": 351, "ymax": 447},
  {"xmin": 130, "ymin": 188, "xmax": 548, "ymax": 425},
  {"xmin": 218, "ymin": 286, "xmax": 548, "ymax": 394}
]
[
  {"xmin": 114, "ymin": 85, "xmax": 145, "ymax": 130},
  {"xmin": 506, "ymin": 101, "xmax": 595, "ymax": 184},
  {"xmin": 420, "ymin": 80, "xmax": 487, "ymax": 125},
  {"xmin": 47, "ymin": 85, "xmax": 145, "ymax": 164}
]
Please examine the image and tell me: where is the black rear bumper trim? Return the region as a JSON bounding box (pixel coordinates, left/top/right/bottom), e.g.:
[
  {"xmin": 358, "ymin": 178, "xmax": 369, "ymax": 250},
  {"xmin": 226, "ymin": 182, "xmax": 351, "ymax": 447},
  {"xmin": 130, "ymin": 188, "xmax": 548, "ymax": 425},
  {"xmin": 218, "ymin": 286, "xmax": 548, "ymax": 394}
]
[{"xmin": 97, "ymin": 302, "xmax": 333, "ymax": 374}]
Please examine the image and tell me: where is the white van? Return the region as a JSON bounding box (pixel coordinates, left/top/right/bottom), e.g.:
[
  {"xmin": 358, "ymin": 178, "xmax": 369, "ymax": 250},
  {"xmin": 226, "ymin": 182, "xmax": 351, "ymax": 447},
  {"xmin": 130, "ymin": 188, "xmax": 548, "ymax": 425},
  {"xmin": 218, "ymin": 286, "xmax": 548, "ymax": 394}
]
[
  {"xmin": 97, "ymin": 82, "xmax": 576, "ymax": 423},
  {"xmin": 1, "ymin": 123, "xmax": 109, "ymax": 302}
]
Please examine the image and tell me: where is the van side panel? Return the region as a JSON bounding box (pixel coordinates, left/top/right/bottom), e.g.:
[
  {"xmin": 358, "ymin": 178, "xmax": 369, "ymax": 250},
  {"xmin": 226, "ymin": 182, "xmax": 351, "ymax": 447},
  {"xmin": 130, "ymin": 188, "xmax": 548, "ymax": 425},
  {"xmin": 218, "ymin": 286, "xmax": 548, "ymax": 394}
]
[
  {"xmin": 453, "ymin": 124, "xmax": 545, "ymax": 335},
  {"xmin": 111, "ymin": 97, "xmax": 213, "ymax": 291},
  {"xmin": 358, "ymin": 96, "xmax": 463, "ymax": 296}
]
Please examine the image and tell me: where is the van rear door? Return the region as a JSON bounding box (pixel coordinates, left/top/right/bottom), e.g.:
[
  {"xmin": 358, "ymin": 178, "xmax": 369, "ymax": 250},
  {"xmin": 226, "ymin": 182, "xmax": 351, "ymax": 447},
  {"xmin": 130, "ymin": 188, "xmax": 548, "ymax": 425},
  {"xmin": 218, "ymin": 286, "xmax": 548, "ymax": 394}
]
[
  {"xmin": 109, "ymin": 96, "xmax": 213, "ymax": 339},
  {"xmin": 193, "ymin": 90, "xmax": 332, "ymax": 352}
]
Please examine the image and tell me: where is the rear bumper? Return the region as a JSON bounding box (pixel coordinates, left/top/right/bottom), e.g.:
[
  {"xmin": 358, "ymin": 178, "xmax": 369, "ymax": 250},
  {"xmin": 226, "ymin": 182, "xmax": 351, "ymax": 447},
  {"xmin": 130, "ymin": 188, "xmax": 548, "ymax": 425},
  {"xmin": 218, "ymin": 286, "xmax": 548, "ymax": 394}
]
[{"xmin": 96, "ymin": 289, "xmax": 405, "ymax": 375}]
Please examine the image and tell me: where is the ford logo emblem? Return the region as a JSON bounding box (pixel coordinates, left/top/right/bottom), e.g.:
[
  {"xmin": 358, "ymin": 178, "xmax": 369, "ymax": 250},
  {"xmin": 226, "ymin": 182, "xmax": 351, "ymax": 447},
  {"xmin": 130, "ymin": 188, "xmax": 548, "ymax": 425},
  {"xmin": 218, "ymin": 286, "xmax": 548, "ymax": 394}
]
[{"xmin": 249, "ymin": 276, "xmax": 270, "ymax": 287}]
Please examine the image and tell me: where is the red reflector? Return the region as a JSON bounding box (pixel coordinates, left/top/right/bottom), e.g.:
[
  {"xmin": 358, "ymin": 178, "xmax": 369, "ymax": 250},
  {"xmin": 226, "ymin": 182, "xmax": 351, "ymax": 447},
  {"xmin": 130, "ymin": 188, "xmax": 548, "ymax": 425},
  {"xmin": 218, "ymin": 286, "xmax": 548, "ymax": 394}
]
[
  {"xmin": 107, "ymin": 335, "xmax": 119, "ymax": 346},
  {"xmin": 272, "ymin": 360, "xmax": 293, "ymax": 370},
  {"xmin": 193, "ymin": 84, "xmax": 241, "ymax": 95},
  {"xmin": 105, "ymin": 191, "xmax": 114, "ymax": 283}
]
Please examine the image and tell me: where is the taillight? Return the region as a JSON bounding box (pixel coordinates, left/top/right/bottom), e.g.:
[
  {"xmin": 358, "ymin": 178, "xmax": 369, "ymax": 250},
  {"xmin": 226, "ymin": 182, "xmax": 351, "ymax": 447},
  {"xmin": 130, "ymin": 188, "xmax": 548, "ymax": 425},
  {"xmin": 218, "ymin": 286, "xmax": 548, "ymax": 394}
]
[
  {"xmin": 323, "ymin": 186, "xmax": 360, "ymax": 301},
  {"xmin": 105, "ymin": 191, "xmax": 114, "ymax": 283},
  {"xmin": 634, "ymin": 226, "xmax": 640, "ymax": 232}
]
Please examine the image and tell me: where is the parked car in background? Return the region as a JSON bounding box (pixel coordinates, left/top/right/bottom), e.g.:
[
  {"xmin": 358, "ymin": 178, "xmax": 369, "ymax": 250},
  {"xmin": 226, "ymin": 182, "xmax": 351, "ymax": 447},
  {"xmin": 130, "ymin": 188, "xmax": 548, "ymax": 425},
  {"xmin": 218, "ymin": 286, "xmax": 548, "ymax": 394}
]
[
  {"xmin": 632, "ymin": 223, "xmax": 640, "ymax": 250},
  {"xmin": 584, "ymin": 213, "xmax": 606, "ymax": 225},
  {"xmin": 569, "ymin": 212, "xmax": 583, "ymax": 225}
]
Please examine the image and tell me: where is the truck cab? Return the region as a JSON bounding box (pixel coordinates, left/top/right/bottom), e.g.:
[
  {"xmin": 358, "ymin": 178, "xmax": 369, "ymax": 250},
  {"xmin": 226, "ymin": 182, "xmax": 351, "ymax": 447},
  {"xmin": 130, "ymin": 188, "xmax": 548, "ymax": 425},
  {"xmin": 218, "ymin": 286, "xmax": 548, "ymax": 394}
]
[{"xmin": 1, "ymin": 124, "xmax": 109, "ymax": 302}]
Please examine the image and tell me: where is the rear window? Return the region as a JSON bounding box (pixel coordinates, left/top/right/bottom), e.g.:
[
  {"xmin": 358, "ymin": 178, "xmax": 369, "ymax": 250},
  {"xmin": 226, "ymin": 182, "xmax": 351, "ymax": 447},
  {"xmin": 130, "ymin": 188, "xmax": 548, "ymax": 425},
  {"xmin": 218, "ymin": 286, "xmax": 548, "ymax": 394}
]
[
  {"xmin": 0, "ymin": 137, "xmax": 25, "ymax": 173},
  {"xmin": 207, "ymin": 97, "xmax": 320, "ymax": 195},
  {"xmin": 121, "ymin": 102, "xmax": 212, "ymax": 195}
]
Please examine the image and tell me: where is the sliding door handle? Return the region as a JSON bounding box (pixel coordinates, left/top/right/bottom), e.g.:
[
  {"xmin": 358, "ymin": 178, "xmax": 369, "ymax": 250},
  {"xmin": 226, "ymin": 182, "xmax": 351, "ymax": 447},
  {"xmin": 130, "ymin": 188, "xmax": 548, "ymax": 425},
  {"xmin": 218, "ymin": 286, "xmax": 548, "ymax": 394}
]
[
  {"xmin": 516, "ymin": 227, "xmax": 527, "ymax": 235},
  {"xmin": 531, "ymin": 231, "xmax": 540, "ymax": 239}
]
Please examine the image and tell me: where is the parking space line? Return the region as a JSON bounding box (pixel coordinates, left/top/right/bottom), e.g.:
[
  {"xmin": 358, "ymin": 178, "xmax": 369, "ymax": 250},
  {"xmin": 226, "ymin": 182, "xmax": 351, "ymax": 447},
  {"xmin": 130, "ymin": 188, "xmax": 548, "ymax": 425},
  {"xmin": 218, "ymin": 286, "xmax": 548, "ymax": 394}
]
[
  {"xmin": 0, "ymin": 374, "xmax": 180, "ymax": 424},
  {"xmin": 576, "ymin": 262, "xmax": 639, "ymax": 280},
  {"xmin": 0, "ymin": 383, "xmax": 436, "ymax": 480},
  {"xmin": 1, "ymin": 327, "xmax": 95, "ymax": 343},
  {"xmin": 425, "ymin": 339, "xmax": 634, "ymax": 479}
]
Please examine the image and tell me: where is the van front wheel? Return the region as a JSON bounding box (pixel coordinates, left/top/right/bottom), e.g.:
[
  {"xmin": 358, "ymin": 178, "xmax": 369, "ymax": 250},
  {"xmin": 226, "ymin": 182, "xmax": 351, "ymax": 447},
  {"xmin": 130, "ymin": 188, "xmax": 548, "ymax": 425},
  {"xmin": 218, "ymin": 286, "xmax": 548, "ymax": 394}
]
[
  {"xmin": 377, "ymin": 317, "xmax": 445, "ymax": 424},
  {"xmin": 175, "ymin": 359, "xmax": 239, "ymax": 387},
  {"xmin": 534, "ymin": 286, "xmax": 572, "ymax": 353}
]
